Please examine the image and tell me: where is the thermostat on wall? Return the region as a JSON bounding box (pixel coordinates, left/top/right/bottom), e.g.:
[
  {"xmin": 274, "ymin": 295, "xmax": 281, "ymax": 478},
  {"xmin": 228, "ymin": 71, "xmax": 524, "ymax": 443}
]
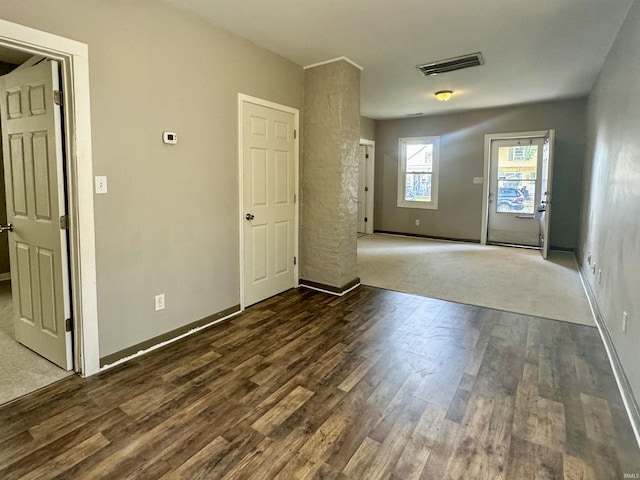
[{"xmin": 163, "ymin": 132, "xmax": 178, "ymax": 144}]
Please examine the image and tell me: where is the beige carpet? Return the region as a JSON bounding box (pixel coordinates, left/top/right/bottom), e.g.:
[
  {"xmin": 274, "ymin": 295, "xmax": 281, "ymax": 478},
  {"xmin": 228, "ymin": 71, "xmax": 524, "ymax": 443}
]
[
  {"xmin": 0, "ymin": 281, "xmax": 72, "ymax": 406},
  {"xmin": 358, "ymin": 234, "xmax": 595, "ymax": 327}
]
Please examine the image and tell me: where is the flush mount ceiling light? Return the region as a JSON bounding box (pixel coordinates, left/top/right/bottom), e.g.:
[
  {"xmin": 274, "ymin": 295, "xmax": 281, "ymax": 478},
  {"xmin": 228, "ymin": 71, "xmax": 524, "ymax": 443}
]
[{"xmin": 435, "ymin": 90, "xmax": 453, "ymax": 102}]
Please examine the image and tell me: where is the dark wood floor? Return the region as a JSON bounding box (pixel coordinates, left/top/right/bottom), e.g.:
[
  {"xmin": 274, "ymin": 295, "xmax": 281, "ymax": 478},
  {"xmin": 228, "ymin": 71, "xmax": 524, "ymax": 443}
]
[{"xmin": 0, "ymin": 286, "xmax": 638, "ymax": 479}]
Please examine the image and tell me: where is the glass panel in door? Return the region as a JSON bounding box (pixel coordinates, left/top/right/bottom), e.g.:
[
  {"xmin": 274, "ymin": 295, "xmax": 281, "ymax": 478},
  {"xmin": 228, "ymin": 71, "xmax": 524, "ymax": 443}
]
[{"xmin": 487, "ymin": 137, "xmax": 545, "ymax": 246}]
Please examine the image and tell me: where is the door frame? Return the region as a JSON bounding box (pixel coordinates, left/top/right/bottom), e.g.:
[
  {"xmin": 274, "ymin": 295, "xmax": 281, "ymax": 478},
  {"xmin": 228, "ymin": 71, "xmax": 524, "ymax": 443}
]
[
  {"xmin": 237, "ymin": 93, "xmax": 299, "ymax": 310},
  {"xmin": 359, "ymin": 139, "xmax": 375, "ymax": 235},
  {"xmin": 0, "ymin": 19, "xmax": 99, "ymax": 376},
  {"xmin": 480, "ymin": 130, "xmax": 549, "ymax": 246}
]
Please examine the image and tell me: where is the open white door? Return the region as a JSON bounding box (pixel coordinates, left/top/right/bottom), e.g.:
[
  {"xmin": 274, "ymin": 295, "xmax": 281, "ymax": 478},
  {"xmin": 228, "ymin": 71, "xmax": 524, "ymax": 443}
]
[
  {"xmin": 241, "ymin": 99, "xmax": 297, "ymax": 307},
  {"xmin": 0, "ymin": 60, "xmax": 72, "ymax": 370},
  {"xmin": 539, "ymin": 129, "xmax": 555, "ymax": 259}
]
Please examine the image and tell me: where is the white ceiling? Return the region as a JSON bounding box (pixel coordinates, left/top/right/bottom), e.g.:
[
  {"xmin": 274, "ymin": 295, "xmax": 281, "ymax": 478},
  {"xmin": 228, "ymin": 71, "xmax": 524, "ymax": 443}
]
[{"xmin": 163, "ymin": 0, "xmax": 633, "ymax": 119}]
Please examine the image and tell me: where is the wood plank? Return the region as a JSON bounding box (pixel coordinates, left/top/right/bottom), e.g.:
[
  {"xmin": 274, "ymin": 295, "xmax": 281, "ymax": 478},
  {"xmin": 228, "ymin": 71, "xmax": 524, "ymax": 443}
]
[
  {"xmin": 251, "ymin": 386, "xmax": 314, "ymax": 436},
  {"xmin": 393, "ymin": 431, "xmax": 431, "ymax": 480},
  {"xmin": 342, "ymin": 437, "xmax": 381, "ymax": 477},
  {"xmin": 20, "ymin": 433, "xmax": 109, "ymax": 480},
  {"xmin": 562, "ymin": 454, "xmax": 597, "ymax": 480},
  {"xmin": 0, "ymin": 286, "xmax": 637, "ymax": 479},
  {"xmin": 506, "ymin": 436, "xmax": 563, "ymax": 480}
]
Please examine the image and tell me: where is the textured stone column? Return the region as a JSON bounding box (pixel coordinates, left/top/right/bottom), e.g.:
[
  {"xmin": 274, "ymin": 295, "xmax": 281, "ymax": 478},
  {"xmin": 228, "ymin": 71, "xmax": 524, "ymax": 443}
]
[{"xmin": 300, "ymin": 59, "xmax": 361, "ymax": 292}]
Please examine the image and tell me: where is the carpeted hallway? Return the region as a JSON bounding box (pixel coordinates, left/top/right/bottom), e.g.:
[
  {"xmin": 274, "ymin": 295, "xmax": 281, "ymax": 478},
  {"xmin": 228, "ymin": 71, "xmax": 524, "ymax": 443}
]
[
  {"xmin": 0, "ymin": 281, "xmax": 72, "ymax": 406},
  {"xmin": 357, "ymin": 234, "xmax": 594, "ymax": 327}
]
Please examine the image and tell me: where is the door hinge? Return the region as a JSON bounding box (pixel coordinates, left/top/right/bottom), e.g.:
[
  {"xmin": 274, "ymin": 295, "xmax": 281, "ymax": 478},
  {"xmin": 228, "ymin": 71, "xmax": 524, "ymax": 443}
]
[
  {"xmin": 293, "ymin": 256, "xmax": 297, "ymax": 265},
  {"xmin": 365, "ymin": 217, "xmax": 368, "ymax": 222},
  {"xmin": 60, "ymin": 214, "xmax": 69, "ymax": 230},
  {"xmin": 365, "ymin": 154, "xmax": 369, "ymax": 159},
  {"xmin": 294, "ymin": 129, "xmax": 297, "ymax": 139},
  {"xmin": 53, "ymin": 90, "xmax": 63, "ymax": 106},
  {"xmin": 364, "ymin": 186, "xmax": 369, "ymax": 192},
  {"xmin": 65, "ymin": 317, "xmax": 73, "ymax": 332},
  {"xmin": 294, "ymin": 194, "xmax": 297, "ymax": 203}
]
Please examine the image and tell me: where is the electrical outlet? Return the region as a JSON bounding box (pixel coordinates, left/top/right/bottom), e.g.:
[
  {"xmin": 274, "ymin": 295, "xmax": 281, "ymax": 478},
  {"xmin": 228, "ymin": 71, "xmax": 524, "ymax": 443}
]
[
  {"xmin": 415, "ymin": 219, "xmax": 420, "ymax": 226},
  {"xmin": 598, "ymin": 269, "xmax": 602, "ymax": 284},
  {"xmin": 155, "ymin": 293, "xmax": 165, "ymax": 311},
  {"xmin": 95, "ymin": 176, "xmax": 108, "ymax": 194},
  {"xmin": 622, "ymin": 311, "xmax": 628, "ymax": 333}
]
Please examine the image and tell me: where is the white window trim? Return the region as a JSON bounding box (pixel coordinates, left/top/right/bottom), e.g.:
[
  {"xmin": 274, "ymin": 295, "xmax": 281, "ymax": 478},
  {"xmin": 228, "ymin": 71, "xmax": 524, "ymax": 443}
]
[{"xmin": 397, "ymin": 136, "xmax": 440, "ymax": 210}]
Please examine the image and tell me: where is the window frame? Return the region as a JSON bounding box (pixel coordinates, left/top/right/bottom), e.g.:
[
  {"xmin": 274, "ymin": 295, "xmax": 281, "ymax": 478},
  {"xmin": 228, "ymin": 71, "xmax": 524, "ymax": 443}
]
[{"xmin": 397, "ymin": 135, "xmax": 440, "ymax": 210}]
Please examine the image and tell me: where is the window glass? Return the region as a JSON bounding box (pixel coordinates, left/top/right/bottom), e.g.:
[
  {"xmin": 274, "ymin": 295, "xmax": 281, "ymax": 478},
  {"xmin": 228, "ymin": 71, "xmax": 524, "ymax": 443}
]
[
  {"xmin": 398, "ymin": 137, "xmax": 439, "ymax": 209},
  {"xmin": 496, "ymin": 145, "xmax": 538, "ymax": 214}
]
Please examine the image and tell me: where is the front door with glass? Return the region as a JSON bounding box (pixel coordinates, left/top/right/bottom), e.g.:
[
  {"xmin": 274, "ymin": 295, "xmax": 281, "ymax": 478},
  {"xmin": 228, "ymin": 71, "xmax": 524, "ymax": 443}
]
[{"xmin": 487, "ymin": 137, "xmax": 545, "ymax": 246}]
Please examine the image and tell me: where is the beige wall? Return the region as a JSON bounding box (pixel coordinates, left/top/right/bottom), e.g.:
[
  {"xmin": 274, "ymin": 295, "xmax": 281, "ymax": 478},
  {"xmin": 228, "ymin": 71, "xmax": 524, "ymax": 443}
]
[
  {"xmin": 374, "ymin": 99, "xmax": 587, "ymax": 249},
  {"xmin": 579, "ymin": 1, "xmax": 640, "ymax": 405},
  {"xmin": 360, "ymin": 116, "xmax": 376, "ymax": 141},
  {"xmin": 1, "ymin": 0, "xmax": 304, "ymax": 358}
]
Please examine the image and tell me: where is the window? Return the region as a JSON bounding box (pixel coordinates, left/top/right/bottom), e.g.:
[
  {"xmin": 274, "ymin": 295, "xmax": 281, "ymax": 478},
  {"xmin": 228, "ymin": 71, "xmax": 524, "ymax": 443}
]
[{"xmin": 397, "ymin": 136, "xmax": 440, "ymax": 209}]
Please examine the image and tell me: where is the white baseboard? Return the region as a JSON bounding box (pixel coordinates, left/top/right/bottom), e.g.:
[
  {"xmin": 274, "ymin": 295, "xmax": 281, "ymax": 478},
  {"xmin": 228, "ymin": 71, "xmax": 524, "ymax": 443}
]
[
  {"xmin": 577, "ymin": 262, "xmax": 640, "ymax": 449},
  {"xmin": 0, "ymin": 272, "xmax": 10, "ymax": 282}
]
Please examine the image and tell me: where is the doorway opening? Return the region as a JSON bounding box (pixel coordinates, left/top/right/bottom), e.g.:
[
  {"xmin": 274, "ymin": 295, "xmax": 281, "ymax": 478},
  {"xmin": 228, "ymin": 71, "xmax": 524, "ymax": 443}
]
[
  {"xmin": 481, "ymin": 130, "xmax": 555, "ymax": 258},
  {"xmin": 357, "ymin": 139, "xmax": 375, "ymax": 236},
  {"xmin": 0, "ymin": 53, "xmax": 74, "ymax": 403},
  {"xmin": 1, "ymin": 19, "xmax": 99, "ymax": 380}
]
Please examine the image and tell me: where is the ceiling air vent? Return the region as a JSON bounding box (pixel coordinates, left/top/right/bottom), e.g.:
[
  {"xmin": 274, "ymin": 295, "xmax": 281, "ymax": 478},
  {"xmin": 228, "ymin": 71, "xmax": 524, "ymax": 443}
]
[{"xmin": 416, "ymin": 52, "xmax": 484, "ymax": 76}]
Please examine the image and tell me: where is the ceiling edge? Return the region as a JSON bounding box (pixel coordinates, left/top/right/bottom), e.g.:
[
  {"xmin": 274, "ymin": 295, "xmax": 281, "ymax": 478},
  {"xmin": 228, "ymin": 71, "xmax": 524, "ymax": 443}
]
[{"xmin": 303, "ymin": 56, "xmax": 364, "ymax": 71}]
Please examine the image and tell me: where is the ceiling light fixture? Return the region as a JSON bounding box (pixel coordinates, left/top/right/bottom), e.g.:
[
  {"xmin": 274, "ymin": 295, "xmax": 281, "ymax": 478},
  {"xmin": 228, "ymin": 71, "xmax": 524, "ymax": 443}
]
[{"xmin": 435, "ymin": 90, "xmax": 453, "ymax": 102}]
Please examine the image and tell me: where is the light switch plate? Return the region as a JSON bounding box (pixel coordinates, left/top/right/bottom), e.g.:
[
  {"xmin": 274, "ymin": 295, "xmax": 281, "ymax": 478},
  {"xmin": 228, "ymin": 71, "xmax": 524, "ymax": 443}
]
[
  {"xmin": 95, "ymin": 176, "xmax": 108, "ymax": 194},
  {"xmin": 473, "ymin": 177, "xmax": 483, "ymax": 184}
]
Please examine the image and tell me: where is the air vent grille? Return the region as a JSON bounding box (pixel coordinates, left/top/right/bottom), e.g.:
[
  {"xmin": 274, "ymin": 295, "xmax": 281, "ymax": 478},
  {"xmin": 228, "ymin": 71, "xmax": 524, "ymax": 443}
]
[{"xmin": 417, "ymin": 52, "xmax": 484, "ymax": 76}]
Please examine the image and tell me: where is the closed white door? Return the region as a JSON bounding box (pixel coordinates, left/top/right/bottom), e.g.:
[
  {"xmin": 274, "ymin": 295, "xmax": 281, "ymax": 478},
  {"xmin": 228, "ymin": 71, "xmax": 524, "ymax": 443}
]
[
  {"xmin": 242, "ymin": 101, "xmax": 296, "ymax": 306},
  {"xmin": 357, "ymin": 145, "xmax": 367, "ymax": 234},
  {"xmin": 487, "ymin": 137, "xmax": 545, "ymax": 247},
  {"xmin": 0, "ymin": 60, "xmax": 72, "ymax": 370}
]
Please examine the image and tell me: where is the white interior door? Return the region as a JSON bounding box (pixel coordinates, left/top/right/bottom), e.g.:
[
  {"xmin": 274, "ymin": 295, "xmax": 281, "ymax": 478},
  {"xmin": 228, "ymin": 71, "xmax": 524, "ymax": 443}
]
[
  {"xmin": 0, "ymin": 60, "xmax": 72, "ymax": 370},
  {"xmin": 539, "ymin": 129, "xmax": 555, "ymax": 259},
  {"xmin": 242, "ymin": 101, "xmax": 296, "ymax": 307},
  {"xmin": 487, "ymin": 137, "xmax": 545, "ymax": 246},
  {"xmin": 357, "ymin": 145, "xmax": 367, "ymax": 234}
]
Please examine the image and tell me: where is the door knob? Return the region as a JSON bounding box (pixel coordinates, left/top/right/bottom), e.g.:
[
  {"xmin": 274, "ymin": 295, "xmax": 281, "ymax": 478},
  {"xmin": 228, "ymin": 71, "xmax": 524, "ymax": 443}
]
[
  {"xmin": 245, "ymin": 213, "xmax": 255, "ymax": 221},
  {"xmin": 0, "ymin": 224, "xmax": 13, "ymax": 233}
]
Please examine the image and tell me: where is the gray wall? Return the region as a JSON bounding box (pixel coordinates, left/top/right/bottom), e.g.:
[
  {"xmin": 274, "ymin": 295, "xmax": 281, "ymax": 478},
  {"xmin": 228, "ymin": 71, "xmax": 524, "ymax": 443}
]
[
  {"xmin": 360, "ymin": 116, "xmax": 376, "ymax": 141},
  {"xmin": 301, "ymin": 60, "xmax": 360, "ymax": 290},
  {"xmin": 375, "ymin": 99, "xmax": 587, "ymax": 249},
  {"xmin": 579, "ymin": 0, "xmax": 640, "ymax": 404},
  {"xmin": 1, "ymin": 0, "xmax": 304, "ymax": 358}
]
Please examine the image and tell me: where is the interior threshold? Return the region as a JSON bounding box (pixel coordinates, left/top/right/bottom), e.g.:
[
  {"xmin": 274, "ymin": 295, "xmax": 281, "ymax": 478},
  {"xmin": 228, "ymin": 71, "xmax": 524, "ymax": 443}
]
[{"xmin": 487, "ymin": 242, "xmax": 541, "ymax": 250}]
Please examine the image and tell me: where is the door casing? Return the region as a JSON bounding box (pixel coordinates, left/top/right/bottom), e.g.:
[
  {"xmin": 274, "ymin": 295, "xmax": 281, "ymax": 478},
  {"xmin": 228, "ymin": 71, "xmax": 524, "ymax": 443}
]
[
  {"xmin": 237, "ymin": 94, "xmax": 299, "ymax": 310},
  {"xmin": 0, "ymin": 19, "xmax": 99, "ymax": 376},
  {"xmin": 358, "ymin": 139, "xmax": 375, "ymax": 235},
  {"xmin": 481, "ymin": 130, "xmax": 550, "ymax": 246}
]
